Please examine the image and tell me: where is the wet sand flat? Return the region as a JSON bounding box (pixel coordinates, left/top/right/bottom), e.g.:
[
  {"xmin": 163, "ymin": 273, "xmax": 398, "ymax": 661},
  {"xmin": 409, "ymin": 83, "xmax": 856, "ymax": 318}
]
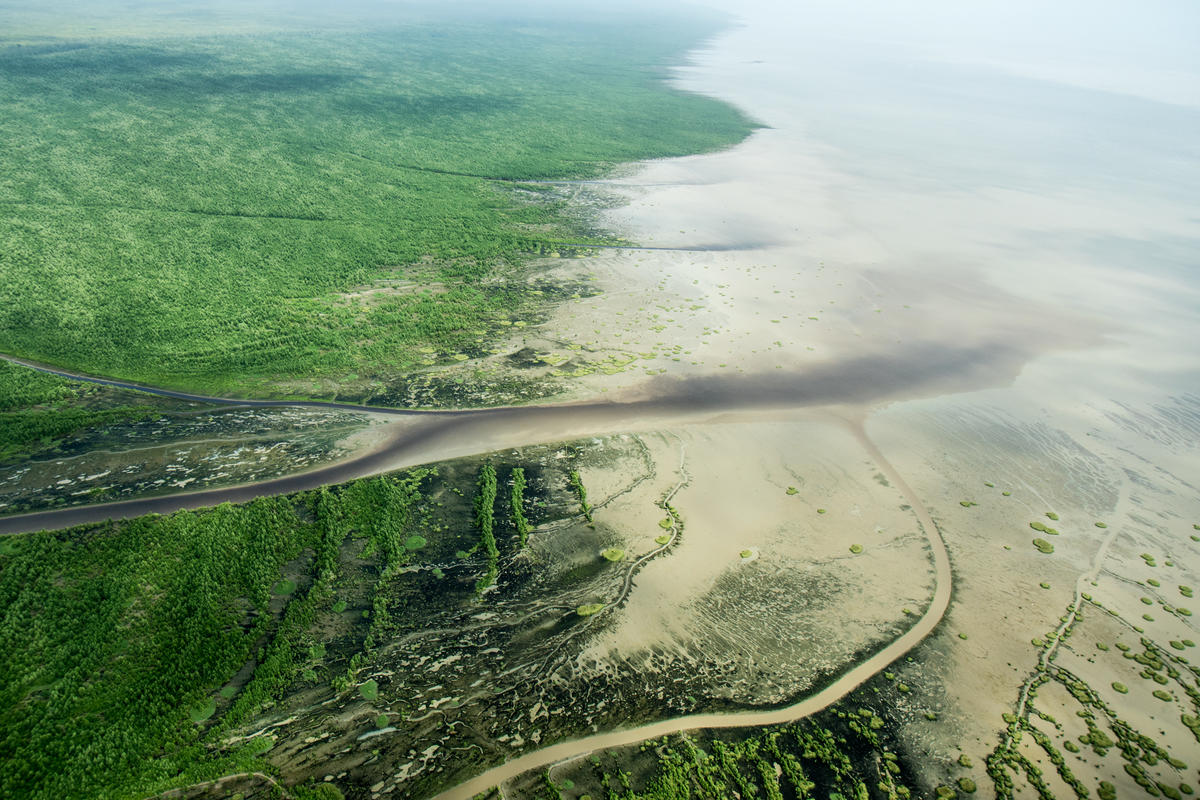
[{"xmin": 443, "ymin": 2, "xmax": 1200, "ymax": 796}]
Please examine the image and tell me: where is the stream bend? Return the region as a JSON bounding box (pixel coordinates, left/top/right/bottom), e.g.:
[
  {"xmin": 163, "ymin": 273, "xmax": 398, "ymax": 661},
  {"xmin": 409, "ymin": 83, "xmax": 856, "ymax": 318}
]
[{"xmin": 425, "ymin": 421, "xmax": 952, "ymax": 800}]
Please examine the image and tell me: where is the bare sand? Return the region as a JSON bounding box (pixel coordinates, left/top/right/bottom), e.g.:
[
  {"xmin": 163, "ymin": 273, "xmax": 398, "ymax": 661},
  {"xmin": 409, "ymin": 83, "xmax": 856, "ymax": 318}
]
[{"xmin": 576, "ymin": 420, "xmax": 933, "ymax": 684}]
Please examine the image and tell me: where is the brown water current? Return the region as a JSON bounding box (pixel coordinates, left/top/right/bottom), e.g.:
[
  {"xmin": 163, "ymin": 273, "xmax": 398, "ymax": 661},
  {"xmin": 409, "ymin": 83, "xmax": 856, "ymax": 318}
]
[{"xmin": 1, "ymin": 330, "xmax": 1068, "ymax": 536}]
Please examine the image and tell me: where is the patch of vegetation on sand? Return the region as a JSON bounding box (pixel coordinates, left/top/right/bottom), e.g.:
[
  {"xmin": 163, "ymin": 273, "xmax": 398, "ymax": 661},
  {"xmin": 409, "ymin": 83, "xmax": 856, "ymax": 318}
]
[
  {"xmin": 576, "ymin": 603, "xmax": 605, "ymax": 617},
  {"xmin": 602, "ymin": 548, "xmax": 626, "ymax": 562},
  {"xmin": 473, "ymin": 464, "xmax": 499, "ymax": 594},
  {"xmin": 551, "ymin": 709, "xmax": 923, "ymax": 800},
  {"xmin": 1032, "ymin": 538, "xmax": 1055, "ymax": 554},
  {"xmin": 510, "ymin": 467, "xmax": 530, "ymax": 548},
  {"xmin": 569, "ymin": 470, "xmax": 593, "ymax": 522},
  {"xmin": 989, "ymin": 593, "xmax": 1200, "ymax": 800}
]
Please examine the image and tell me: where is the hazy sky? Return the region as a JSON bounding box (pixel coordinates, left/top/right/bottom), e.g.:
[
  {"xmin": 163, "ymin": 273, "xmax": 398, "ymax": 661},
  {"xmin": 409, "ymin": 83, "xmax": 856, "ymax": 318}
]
[
  {"xmin": 691, "ymin": 0, "xmax": 1200, "ymax": 107},
  {"xmin": 8, "ymin": 0, "xmax": 1197, "ymax": 110}
]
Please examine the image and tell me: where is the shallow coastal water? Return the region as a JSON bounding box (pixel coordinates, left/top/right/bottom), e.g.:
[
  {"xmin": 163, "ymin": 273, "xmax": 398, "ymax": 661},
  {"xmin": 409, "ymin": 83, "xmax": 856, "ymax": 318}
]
[
  {"xmin": 541, "ymin": 0, "xmax": 1199, "ymax": 405},
  {"xmin": 436, "ymin": 2, "xmax": 1200, "ymax": 796}
]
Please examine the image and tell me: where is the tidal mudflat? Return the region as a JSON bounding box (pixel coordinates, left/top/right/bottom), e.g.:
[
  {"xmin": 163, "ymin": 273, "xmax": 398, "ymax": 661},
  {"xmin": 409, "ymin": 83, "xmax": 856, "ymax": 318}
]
[
  {"xmin": 128, "ymin": 422, "xmax": 936, "ymax": 800},
  {"xmin": 2, "ymin": 2, "xmax": 1197, "ymax": 799},
  {"xmin": 465, "ymin": 1, "xmax": 1200, "ymax": 797}
]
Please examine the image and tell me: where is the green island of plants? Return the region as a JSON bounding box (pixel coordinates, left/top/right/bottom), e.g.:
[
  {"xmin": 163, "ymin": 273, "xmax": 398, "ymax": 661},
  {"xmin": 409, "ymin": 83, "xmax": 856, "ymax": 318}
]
[
  {"xmin": 474, "ymin": 464, "xmax": 499, "ymax": 594},
  {"xmin": 511, "ymin": 467, "xmax": 531, "ymax": 548},
  {"xmin": 569, "ymin": 470, "xmax": 594, "ymax": 522}
]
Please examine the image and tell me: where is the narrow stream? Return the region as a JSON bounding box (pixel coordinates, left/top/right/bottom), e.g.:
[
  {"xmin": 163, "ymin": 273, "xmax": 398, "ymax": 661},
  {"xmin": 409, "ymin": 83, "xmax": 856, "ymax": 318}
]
[{"xmin": 426, "ymin": 420, "xmax": 952, "ymax": 800}]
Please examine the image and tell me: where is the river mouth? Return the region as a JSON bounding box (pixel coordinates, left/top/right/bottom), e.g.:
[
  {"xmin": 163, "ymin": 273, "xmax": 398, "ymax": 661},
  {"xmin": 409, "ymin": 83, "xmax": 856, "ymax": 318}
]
[
  {"xmin": 0, "ymin": 323, "xmax": 1087, "ymax": 537},
  {"xmin": 377, "ymin": 4, "xmax": 1200, "ymax": 797}
]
